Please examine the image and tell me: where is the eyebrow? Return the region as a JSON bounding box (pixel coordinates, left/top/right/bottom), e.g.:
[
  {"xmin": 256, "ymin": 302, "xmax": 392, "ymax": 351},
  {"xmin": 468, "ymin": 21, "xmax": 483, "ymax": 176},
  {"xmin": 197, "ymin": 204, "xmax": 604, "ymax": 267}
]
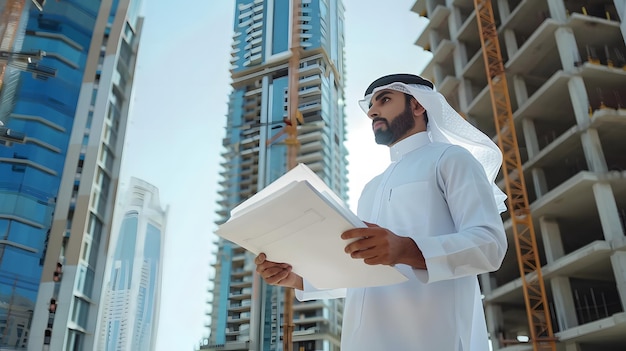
[{"xmin": 369, "ymin": 90, "xmax": 393, "ymax": 108}]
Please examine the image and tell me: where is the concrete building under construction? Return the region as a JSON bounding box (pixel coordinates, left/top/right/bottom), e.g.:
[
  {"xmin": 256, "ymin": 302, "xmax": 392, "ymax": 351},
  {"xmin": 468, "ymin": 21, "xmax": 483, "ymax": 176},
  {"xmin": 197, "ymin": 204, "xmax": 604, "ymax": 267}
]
[{"xmin": 412, "ymin": 0, "xmax": 626, "ymax": 350}]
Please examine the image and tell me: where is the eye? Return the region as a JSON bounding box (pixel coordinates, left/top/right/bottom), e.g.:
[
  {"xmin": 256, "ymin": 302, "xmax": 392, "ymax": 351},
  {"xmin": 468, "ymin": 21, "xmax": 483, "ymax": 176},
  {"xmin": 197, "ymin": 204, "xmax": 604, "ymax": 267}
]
[{"xmin": 381, "ymin": 97, "xmax": 391, "ymax": 104}]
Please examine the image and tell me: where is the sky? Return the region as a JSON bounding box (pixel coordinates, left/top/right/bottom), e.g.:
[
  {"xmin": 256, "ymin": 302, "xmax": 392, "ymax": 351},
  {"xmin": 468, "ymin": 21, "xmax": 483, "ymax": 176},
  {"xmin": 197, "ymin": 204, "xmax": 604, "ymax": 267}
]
[{"xmin": 118, "ymin": 1, "xmax": 432, "ymax": 350}]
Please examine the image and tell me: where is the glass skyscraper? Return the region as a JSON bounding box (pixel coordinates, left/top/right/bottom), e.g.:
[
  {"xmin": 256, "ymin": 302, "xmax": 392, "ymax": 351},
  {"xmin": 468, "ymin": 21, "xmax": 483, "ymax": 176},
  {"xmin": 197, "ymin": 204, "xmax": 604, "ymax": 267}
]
[
  {"xmin": 204, "ymin": 0, "xmax": 348, "ymax": 350},
  {"xmin": 0, "ymin": 0, "xmax": 143, "ymax": 349},
  {"xmin": 95, "ymin": 177, "xmax": 166, "ymax": 351}
]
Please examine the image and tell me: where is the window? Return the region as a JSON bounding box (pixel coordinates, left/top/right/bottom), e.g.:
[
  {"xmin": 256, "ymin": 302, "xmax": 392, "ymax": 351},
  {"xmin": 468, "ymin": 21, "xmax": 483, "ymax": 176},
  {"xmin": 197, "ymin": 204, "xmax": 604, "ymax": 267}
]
[
  {"xmin": 66, "ymin": 329, "xmax": 84, "ymax": 351},
  {"xmin": 82, "ymin": 242, "xmax": 89, "ymax": 261},
  {"xmin": 71, "ymin": 297, "xmax": 89, "ymax": 328},
  {"xmin": 44, "ymin": 329, "xmax": 52, "ymax": 344},
  {"xmin": 11, "ymin": 153, "xmax": 27, "ymax": 172}
]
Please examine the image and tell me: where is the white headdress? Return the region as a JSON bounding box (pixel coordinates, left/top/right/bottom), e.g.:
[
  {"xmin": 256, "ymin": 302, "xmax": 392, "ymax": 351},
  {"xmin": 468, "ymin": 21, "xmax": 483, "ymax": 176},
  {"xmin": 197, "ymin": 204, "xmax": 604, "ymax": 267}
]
[{"xmin": 359, "ymin": 74, "xmax": 507, "ymax": 213}]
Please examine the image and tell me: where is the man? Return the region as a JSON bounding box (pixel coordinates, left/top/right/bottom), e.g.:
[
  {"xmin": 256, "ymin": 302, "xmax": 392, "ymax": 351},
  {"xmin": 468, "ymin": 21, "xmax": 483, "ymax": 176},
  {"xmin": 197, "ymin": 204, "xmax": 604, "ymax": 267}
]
[{"xmin": 255, "ymin": 74, "xmax": 507, "ymax": 350}]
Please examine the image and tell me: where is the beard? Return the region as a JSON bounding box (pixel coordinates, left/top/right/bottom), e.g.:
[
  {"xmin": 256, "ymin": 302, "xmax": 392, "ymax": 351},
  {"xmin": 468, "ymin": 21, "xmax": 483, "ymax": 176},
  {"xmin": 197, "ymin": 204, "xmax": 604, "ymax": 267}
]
[{"xmin": 373, "ymin": 102, "xmax": 416, "ymax": 146}]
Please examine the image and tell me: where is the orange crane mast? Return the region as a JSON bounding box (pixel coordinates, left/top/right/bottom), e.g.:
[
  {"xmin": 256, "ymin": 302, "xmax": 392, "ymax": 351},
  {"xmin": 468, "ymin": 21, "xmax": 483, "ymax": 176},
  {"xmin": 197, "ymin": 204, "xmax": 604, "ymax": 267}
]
[
  {"xmin": 282, "ymin": 0, "xmax": 302, "ymax": 350},
  {"xmin": 473, "ymin": 1, "xmax": 557, "ymax": 350}
]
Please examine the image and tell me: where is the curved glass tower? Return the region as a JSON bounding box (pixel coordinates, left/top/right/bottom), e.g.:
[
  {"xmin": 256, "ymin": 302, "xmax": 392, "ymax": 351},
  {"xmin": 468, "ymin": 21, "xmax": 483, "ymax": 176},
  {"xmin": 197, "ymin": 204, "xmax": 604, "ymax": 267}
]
[
  {"xmin": 95, "ymin": 177, "xmax": 166, "ymax": 351},
  {"xmin": 0, "ymin": 0, "xmax": 143, "ymax": 349}
]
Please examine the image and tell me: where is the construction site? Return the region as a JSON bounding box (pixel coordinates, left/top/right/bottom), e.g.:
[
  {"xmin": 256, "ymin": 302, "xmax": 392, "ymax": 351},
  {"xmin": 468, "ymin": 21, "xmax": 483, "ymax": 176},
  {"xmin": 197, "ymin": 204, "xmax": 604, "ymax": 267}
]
[
  {"xmin": 413, "ymin": 0, "xmax": 626, "ymax": 350},
  {"xmin": 204, "ymin": 0, "xmax": 626, "ymax": 350}
]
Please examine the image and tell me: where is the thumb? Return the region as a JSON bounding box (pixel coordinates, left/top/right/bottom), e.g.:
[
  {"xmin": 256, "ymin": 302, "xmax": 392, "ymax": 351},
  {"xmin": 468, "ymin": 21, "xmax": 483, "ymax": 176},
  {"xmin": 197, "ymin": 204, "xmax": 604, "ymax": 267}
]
[{"xmin": 364, "ymin": 222, "xmax": 380, "ymax": 228}]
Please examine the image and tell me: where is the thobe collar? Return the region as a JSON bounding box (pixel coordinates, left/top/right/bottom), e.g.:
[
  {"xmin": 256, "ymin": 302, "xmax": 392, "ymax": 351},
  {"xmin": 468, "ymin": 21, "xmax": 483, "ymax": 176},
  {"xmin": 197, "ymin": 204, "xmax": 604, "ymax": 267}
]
[{"xmin": 389, "ymin": 132, "xmax": 431, "ymax": 162}]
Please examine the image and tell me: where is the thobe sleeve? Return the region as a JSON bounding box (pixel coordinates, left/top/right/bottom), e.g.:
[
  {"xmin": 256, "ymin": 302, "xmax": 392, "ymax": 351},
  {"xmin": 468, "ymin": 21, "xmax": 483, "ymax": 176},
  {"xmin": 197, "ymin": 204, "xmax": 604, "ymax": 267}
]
[
  {"xmin": 294, "ymin": 280, "xmax": 346, "ymax": 301},
  {"xmin": 412, "ymin": 146, "xmax": 507, "ymax": 283}
]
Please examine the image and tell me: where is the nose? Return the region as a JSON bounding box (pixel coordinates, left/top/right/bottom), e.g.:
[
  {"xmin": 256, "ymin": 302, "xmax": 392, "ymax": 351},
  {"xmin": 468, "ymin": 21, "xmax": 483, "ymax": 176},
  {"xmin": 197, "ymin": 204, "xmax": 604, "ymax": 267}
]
[{"xmin": 367, "ymin": 106, "xmax": 379, "ymax": 119}]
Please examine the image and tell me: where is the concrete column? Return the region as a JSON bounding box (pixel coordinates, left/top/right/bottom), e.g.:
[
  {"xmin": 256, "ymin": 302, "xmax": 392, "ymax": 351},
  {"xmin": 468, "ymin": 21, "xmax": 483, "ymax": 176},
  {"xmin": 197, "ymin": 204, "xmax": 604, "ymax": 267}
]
[
  {"xmin": 567, "ymin": 76, "xmax": 591, "ymax": 128},
  {"xmin": 433, "ymin": 64, "xmax": 444, "ymax": 88},
  {"xmin": 513, "ymin": 75, "xmax": 529, "ymax": 109},
  {"xmin": 581, "ymin": 129, "xmax": 608, "ymax": 173},
  {"xmin": 453, "ymin": 41, "xmax": 468, "ymax": 78},
  {"xmin": 539, "ymin": 217, "xmax": 565, "ymax": 263},
  {"xmin": 458, "ymin": 79, "xmax": 473, "ymax": 112},
  {"xmin": 479, "ymin": 271, "xmax": 503, "ymax": 347},
  {"xmin": 593, "ymin": 183, "xmax": 625, "ymax": 242},
  {"xmin": 503, "ymin": 29, "xmax": 519, "ymax": 62},
  {"xmin": 447, "ymin": 3, "xmax": 461, "ymax": 40},
  {"xmin": 550, "ymin": 277, "xmax": 579, "ymax": 330},
  {"xmin": 480, "ymin": 272, "xmax": 497, "ymax": 293},
  {"xmin": 531, "ymin": 168, "xmax": 549, "ymax": 198},
  {"xmin": 496, "ymin": 0, "xmax": 512, "ymax": 22},
  {"xmin": 547, "ymin": 0, "xmax": 568, "ymax": 22},
  {"xmin": 610, "ymin": 251, "xmax": 626, "ymax": 314},
  {"xmin": 521, "ymin": 117, "xmax": 549, "ymax": 198},
  {"xmin": 554, "ymin": 27, "xmax": 579, "ymax": 73},
  {"xmin": 429, "ymin": 28, "xmax": 441, "ymax": 53},
  {"xmin": 522, "ymin": 118, "xmax": 539, "ymax": 158},
  {"xmin": 484, "ymin": 303, "xmax": 504, "ymax": 349}
]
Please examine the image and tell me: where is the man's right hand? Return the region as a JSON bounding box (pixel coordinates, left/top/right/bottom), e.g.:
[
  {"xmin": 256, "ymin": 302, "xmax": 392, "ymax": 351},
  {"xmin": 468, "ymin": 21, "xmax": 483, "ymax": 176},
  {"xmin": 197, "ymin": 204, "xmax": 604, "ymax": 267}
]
[{"xmin": 254, "ymin": 253, "xmax": 303, "ymax": 290}]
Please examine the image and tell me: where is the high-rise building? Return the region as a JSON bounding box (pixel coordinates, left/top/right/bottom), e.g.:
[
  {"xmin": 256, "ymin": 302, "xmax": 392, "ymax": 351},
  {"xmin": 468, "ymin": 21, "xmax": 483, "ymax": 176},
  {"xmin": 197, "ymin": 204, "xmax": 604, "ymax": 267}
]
[
  {"xmin": 0, "ymin": 0, "xmax": 143, "ymax": 350},
  {"xmin": 412, "ymin": 1, "xmax": 626, "ymax": 350},
  {"xmin": 95, "ymin": 177, "xmax": 166, "ymax": 351},
  {"xmin": 204, "ymin": 1, "xmax": 348, "ymax": 350}
]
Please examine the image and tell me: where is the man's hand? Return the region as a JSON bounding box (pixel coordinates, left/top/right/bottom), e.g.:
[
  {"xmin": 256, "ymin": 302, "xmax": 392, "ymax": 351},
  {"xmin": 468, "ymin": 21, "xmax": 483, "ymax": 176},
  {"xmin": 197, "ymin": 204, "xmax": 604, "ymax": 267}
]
[
  {"xmin": 341, "ymin": 222, "xmax": 427, "ymax": 270},
  {"xmin": 254, "ymin": 253, "xmax": 304, "ymax": 290}
]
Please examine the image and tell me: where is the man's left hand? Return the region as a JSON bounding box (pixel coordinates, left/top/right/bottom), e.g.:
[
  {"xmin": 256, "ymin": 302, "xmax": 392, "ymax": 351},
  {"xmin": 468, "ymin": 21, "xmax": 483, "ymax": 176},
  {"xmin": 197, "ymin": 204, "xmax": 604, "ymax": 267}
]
[{"xmin": 341, "ymin": 222, "xmax": 427, "ymax": 269}]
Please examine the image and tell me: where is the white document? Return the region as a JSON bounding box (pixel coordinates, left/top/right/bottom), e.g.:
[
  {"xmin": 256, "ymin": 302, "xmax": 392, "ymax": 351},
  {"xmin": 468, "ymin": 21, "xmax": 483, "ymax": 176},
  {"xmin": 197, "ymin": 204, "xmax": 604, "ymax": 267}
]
[{"xmin": 216, "ymin": 164, "xmax": 408, "ymax": 289}]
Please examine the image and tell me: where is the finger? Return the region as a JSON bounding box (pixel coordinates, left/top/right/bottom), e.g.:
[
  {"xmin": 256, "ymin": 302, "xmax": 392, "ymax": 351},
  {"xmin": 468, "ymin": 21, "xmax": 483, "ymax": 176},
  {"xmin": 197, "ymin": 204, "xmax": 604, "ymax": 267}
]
[
  {"xmin": 364, "ymin": 222, "xmax": 380, "ymax": 228},
  {"xmin": 345, "ymin": 241, "xmax": 361, "ymax": 254},
  {"xmin": 351, "ymin": 246, "xmax": 389, "ymax": 264},
  {"xmin": 363, "ymin": 256, "xmax": 386, "ymax": 265},
  {"xmin": 345, "ymin": 239, "xmax": 375, "ymax": 255},
  {"xmin": 255, "ymin": 260, "xmax": 276, "ymax": 274},
  {"xmin": 256, "ymin": 261, "xmax": 291, "ymax": 276},
  {"xmin": 341, "ymin": 228, "xmax": 369, "ymax": 240},
  {"xmin": 254, "ymin": 253, "xmax": 266, "ymax": 265},
  {"xmin": 264, "ymin": 267, "xmax": 291, "ymax": 284},
  {"xmin": 348, "ymin": 244, "xmax": 373, "ymax": 256}
]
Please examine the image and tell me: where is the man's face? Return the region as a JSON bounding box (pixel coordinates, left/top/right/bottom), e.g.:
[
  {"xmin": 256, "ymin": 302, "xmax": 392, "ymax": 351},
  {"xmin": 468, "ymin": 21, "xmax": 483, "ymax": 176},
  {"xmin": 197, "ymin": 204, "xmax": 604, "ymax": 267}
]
[{"xmin": 367, "ymin": 89, "xmax": 417, "ymax": 146}]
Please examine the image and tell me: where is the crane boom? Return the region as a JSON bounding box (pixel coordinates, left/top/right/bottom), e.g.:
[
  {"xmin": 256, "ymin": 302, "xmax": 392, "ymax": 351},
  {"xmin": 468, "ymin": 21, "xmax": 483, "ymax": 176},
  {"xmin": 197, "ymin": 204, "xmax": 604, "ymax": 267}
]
[{"xmin": 473, "ymin": 1, "xmax": 557, "ymax": 350}]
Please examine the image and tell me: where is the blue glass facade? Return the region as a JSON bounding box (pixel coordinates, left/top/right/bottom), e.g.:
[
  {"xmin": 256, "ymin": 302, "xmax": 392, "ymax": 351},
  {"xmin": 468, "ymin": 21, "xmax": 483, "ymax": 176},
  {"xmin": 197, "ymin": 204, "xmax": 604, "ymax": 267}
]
[
  {"xmin": 1, "ymin": 0, "xmax": 143, "ymax": 349},
  {"xmin": 0, "ymin": 1, "xmax": 99, "ymax": 348}
]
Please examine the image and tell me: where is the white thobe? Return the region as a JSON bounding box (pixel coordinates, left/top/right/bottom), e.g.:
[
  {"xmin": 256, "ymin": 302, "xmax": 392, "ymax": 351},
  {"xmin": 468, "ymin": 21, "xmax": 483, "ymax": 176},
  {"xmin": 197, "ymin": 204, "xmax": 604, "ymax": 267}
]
[{"xmin": 296, "ymin": 132, "xmax": 507, "ymax": 351}]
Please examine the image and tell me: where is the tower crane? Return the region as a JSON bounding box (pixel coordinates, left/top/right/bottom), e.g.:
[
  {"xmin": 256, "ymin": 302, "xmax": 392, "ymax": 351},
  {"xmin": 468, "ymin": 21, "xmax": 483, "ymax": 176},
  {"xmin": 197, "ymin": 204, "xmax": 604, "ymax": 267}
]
[{"xmin": 473, "ymin": 1, "xmax": 557, "ymax": 350}]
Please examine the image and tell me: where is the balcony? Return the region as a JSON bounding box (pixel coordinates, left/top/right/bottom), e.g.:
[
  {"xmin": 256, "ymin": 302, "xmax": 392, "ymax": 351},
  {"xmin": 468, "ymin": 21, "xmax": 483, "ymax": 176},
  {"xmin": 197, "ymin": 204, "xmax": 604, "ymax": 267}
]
[{"xmin": 414, "ymin": 5, "xmax": 451, "ymax": 49}]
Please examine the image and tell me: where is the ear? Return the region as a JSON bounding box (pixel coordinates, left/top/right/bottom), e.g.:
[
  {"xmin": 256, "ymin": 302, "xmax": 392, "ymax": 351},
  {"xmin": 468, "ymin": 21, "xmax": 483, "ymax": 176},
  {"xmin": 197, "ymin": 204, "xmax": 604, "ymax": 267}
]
[{"xmin": 410, "ymin": 98, "xmax": 426, "ymax": 117}]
